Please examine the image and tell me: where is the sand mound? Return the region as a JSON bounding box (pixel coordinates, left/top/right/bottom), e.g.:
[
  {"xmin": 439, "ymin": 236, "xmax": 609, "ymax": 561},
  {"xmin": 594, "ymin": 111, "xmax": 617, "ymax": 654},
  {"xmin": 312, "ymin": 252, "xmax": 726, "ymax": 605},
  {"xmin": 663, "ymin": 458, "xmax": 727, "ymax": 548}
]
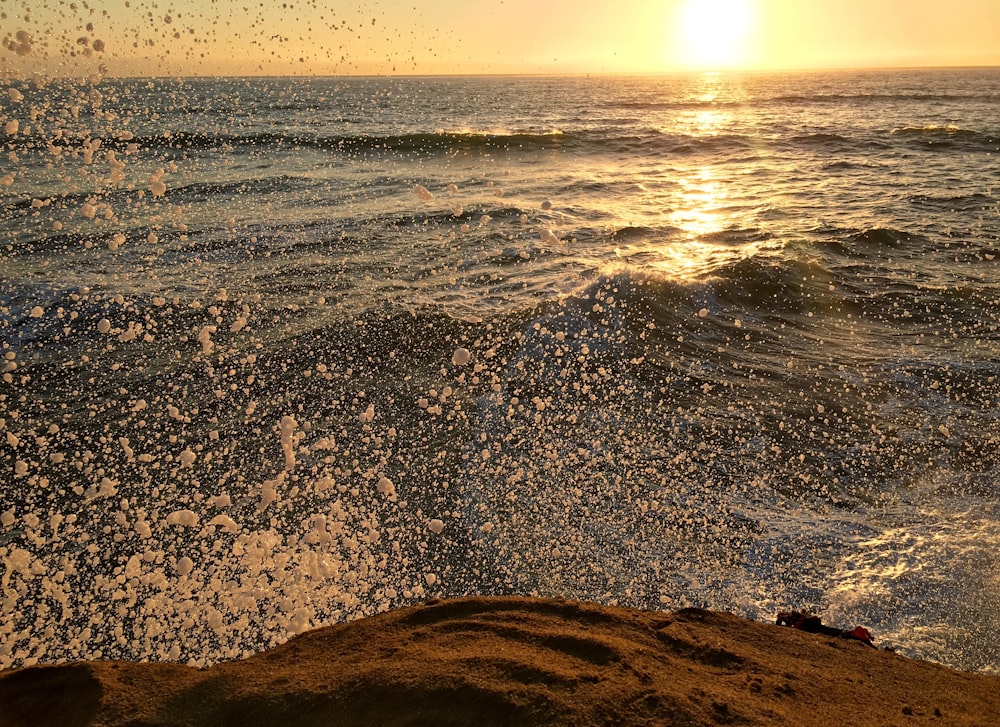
[{"xmin": 3, "ymin": 596, "xmax": 999, "ymax": 726}]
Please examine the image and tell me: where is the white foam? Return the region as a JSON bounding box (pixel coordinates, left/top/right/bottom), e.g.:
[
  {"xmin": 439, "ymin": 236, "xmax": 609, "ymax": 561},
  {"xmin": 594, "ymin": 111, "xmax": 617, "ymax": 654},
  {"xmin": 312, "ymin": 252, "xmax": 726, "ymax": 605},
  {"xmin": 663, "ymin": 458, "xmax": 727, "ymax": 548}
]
[
  {"xmin": 149, "ymin": 169, "xmax": 167, "ymax": 197},
  {"xmin": 134, "ymin": 519, "xmax": 152, "ymax": 538},
  {"xmin": 207, "ymin": 514, "xmax": 239, "ymax": 533},
  {"xmin": 540, "ymin": 229, "xmax": 560, "ymax": 244},
  {"xmin": 166, "ymin": 509, "xmax": 200, "ymax": 528},
  {"xmin": 314, "ymin": 475, "xmax": 335, "ymax": 492},
  {"xmin": 179, "ymin": 448, "xmax": 197, "ymax": 468},
  {"xmin": 82, "ymin": 477, "xmax": 118, "ymax": 501},
  {"xmin": 258, "ymin": 472, "xmax": 284, "ymax": 511},
  {"xmin": 376, "ymin": 476, "xmax": 396, "ymax": 499},
  {"xmin": 165, "ymin": 510, "xmax": 200, "ymax": 527},
  {"xmin": 197, "ymin": 326, "xmax": 216, "ymax": 354},
  {"xmin": 175, "ymin": 556, "xmax": 194, "ymax": 576},
  {"xmin": 287, "ymin": 607, "xmax": 312, "ymax": 635},
  {"xmin": 279, "ymin": 415, "xmax": 298, "ymax": 470},
  {"xmin": 3, "ymin": 548, "xmax": 33, "ymax": 585}
]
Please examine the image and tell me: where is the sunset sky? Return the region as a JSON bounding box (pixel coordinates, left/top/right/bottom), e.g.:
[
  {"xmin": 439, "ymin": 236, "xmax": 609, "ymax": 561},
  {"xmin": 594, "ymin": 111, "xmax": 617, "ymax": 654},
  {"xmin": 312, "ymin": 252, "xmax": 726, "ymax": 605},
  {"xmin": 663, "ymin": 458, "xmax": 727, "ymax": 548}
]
[{"xmin": 3, "ymin": 0, "xmax": 998, "ymax": 76}]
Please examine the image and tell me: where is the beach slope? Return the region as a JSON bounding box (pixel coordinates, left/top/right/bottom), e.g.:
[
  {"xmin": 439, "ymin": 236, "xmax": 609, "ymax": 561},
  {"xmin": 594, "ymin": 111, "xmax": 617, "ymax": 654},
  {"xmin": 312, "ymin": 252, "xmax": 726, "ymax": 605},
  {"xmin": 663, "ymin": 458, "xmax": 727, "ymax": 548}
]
[{"xmin": 2, "ymin": 596, "xmax": 998, "ymax": 726}]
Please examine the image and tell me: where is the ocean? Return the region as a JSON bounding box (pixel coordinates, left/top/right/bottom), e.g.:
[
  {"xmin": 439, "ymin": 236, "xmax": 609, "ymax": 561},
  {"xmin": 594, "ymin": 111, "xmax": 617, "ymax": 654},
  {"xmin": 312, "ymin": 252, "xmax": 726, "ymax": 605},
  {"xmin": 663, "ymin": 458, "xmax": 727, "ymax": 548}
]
[{"xmin": 1, "ymin": 69, "xmax": 999, "ymax": 672}]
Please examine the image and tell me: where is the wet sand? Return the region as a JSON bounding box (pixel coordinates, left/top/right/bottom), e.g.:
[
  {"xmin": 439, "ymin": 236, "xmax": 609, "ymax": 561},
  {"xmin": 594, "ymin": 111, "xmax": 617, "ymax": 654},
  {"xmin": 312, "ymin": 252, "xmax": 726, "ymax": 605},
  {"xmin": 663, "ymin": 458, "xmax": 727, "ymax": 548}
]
[{"xmin": 2, "ymin": 596, "xmax": 998, "ymax": 726}]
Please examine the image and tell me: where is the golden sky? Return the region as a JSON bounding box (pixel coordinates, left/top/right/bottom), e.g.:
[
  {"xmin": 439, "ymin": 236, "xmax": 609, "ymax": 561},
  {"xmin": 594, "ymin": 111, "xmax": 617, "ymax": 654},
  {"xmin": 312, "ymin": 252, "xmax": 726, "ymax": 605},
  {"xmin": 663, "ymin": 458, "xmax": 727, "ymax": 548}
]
[{"xmin": 2, "ymin": 0, "xmax": 998, "ymax": 76}]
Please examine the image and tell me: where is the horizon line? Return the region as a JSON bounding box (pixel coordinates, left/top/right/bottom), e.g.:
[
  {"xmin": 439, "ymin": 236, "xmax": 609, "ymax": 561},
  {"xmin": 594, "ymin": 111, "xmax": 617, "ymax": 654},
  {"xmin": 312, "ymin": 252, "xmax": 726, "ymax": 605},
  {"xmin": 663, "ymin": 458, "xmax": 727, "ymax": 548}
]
[{"xmin": 6, "ymin": 63, "xmax": 1000, "ymax": 82}]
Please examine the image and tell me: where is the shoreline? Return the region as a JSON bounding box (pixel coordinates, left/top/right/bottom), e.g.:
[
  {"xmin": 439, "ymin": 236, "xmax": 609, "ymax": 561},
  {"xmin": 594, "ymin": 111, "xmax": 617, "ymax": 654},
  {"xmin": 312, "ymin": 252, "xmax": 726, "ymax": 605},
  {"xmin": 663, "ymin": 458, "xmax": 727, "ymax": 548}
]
[{"xmin": 3, "ymin": 596, "xmax": 999, "ymax": 726}]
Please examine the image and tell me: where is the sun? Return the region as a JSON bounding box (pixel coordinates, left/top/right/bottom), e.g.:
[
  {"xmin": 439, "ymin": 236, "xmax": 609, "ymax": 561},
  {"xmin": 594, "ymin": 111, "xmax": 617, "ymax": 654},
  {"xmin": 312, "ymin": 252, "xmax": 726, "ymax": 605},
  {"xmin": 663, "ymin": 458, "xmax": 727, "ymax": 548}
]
[{"xmin": 673, "ymin": 0, "xmax": 756, "ymax": 71}]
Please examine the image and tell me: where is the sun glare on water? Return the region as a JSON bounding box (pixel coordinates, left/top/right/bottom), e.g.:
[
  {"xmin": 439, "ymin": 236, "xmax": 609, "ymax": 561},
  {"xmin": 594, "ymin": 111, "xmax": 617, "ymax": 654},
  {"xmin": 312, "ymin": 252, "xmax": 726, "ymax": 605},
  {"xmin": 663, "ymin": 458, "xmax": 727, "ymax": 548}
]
[{"xmin": 673, "ymin": 0, "xmax": 755, "ymax": 70}]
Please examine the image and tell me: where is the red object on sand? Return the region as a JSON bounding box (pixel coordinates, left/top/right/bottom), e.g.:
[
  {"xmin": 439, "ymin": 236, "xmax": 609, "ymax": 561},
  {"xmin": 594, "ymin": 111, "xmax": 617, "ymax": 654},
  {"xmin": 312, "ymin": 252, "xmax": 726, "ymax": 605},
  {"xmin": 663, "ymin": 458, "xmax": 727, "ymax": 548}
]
[
  {"xmin": 848, "ymin": 626, "xmax": 874, "ymax": 646},
  {"xmin": 776, "ymin": 611, "xmax": 875, "ymax": 648}
]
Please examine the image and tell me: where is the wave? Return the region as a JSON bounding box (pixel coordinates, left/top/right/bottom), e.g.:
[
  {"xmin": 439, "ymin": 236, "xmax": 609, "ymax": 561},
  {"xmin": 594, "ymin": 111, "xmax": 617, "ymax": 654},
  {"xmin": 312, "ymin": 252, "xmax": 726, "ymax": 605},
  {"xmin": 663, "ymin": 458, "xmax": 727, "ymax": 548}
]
[
  {"xmin": 806, "ymin": 226, "xmax": 964, "ymax": 260},
  {"xmin": 891, "ymin": 125, "xmax": 981, "ymax": 137},
  {"xmin": 15, "ymin": 125, "xmax": 766, "ymax": 162},
  {"xmin": 11, "ymin": 129, "xmax": 575, "ymax": 158},
  {"xmin": 769, "ymin": 92, "xmax": 1000, "ymax": 105},
  {"xmin": 575, "ymin": 233, "xmax": 991, "ymax": 335},
  {"xmin": 137, "ymin": 129, "xmax": 575, "ymax": 155},
  {"xmin": 557, "ymin": 256, "xmax": 835, "ymax": 338},
  {"xmin": 28, "ymin": 121, "xmax": 993, "ymax": 166},
  {"xmin": 166, "ymin": 174, "xmax": 316, "ymax": 200},
  {"xmin": 789, "ymin": 132, "xmax": 852, "ymax": 146},
  {"xmin": 843, "ymin": 227, "xmax": 930, "ymax": 248},
  {"xmin": 908, "ymin": 193, "xmax": 995, "ymax": 213},
  {"xmin": 698, "ymin": 227, "xmax": 773, "ymax": 245},
  {"xmin": 600, "ymin": 99, "xmax": 748, "ymax": 111},
  {"xmin": 609, "ymin": 225, "xmax": 679, "ymax": 243},
  {"xmin": 890, "ymin": 125, "xmax": 999, "ymax": 152},
  {"xmin": 600, "ymin": 92, "xmax": 1000, "ymax": 113},
  {"xmin": 789, "ymin": 133, "xmax": 893, "ymax": 152},
  {"xmin": 185, "ymin": 127, "xmax": 756, "ymax": 159},
  {"xmin": 378, "ymin": 205, "xmax": 529, "ymax": 230},
  {"xmin": 591, "ymin": 131, "xmax": 756, "ymax": 158}
]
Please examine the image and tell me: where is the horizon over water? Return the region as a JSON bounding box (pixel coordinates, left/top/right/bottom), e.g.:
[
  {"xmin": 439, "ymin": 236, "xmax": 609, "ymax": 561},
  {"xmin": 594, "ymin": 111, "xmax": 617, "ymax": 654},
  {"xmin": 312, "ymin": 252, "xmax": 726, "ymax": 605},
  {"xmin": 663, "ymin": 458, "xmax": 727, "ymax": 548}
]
[
  {"xmin": 1, "ymin": 68, "xmax": 999, "ymax": 674},
  {"xmin": 39, "ymin": 60, "xmax": 1000, "ymax": 79}
]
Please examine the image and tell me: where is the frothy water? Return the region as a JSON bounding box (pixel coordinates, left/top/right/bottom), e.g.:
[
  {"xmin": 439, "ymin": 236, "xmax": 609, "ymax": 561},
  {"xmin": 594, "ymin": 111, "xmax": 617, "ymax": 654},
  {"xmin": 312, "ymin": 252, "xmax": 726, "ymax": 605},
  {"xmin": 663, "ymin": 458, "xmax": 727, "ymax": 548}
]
[{"xmin": 2, "ymin": 70, "xmax": 999, "ymax": 672}]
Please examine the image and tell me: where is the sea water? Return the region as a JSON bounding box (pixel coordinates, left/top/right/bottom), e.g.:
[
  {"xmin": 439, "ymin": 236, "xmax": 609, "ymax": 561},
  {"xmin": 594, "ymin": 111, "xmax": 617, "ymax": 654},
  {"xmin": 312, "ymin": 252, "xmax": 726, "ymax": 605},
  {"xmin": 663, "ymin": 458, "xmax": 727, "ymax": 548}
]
[{"xmin": 1, "ymin": 70, "xmax": 999, "ymax": 672}]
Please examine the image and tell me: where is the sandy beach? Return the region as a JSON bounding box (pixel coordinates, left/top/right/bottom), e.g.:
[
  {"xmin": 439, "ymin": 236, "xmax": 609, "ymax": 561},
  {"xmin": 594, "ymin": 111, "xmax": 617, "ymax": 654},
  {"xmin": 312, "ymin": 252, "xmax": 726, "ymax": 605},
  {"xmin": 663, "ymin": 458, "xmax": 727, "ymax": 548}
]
[{"xmin": 2, "ymin": 596, "xmax": 998, "ymax": 726}]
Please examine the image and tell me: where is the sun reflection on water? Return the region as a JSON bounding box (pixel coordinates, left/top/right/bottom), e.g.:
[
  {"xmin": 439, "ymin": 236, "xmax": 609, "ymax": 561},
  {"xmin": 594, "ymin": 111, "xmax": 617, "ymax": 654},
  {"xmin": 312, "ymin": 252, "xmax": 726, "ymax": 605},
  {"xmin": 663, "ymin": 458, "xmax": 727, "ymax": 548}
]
[
  {"xmin": 651, "ymin": 237, "xmax": 773, "ymax": 280},
  {"xmin": 670, "ymin": 166, "xmax": 728, "ymax": 237},
  {"xmin": 650, "ymin": 72, "xmax": 771, "ymax": 280}
]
